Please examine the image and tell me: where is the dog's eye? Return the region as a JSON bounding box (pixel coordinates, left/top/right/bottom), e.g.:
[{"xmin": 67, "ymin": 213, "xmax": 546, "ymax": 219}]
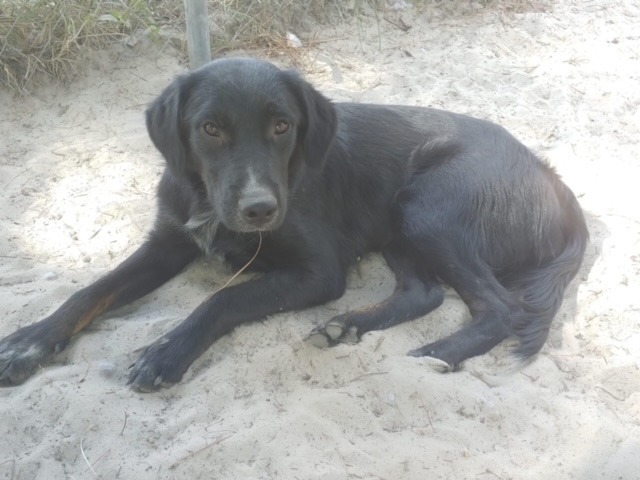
[
  {"xmin": 274, "ymin": 120, "xmax": 289, "ymax": 135},
  {"xmin": 203, "ymin": 122, "xmax": 221, "ymax": 137}
]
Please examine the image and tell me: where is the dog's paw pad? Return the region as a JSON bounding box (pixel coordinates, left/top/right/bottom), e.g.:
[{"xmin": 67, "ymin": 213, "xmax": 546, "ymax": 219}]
[
  {"xmin": 324, "ymin": 322, "xmax": 345, "ymax": 341},
  {"xmin": 306, "ymin": 329, "xmax": 332, "ymax": 348},
  {"xmin": 306, "ymin": 321, "xmax": 359, "ymax": 349}
]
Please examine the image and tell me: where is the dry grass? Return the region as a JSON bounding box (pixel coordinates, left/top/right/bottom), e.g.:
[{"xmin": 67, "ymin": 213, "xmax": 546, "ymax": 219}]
[
  {"xmin": 0, "ymin": 0, "xmax": 546, "ymax": 94},
  {"xmin": 210, "ymin": 0, "xmax": 338, "ymax": 51},
  {"xmin": 0, "ymin": 0, "xmax": 346, "ymax": 93},
  {"xmin": 0, "ymin": 0, "xmax": 167, "ymax": 93}
]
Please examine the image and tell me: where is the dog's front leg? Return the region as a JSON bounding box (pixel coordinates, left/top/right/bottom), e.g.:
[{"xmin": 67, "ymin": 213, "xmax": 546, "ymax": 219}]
[
  {"xmin": 128, "ymin": 267, "xmax": 344, "ymax": 392},
  {"xmin": 0, "ymin": 233, "xmax": 199, "ymax": 385}
]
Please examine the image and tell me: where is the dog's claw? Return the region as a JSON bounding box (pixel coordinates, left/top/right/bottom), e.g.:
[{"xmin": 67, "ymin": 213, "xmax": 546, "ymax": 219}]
[
  {"xmin": 408, "ymin": 347, "xmax": 454, "ymax": 373},
  {"xmin": 127, "ymin": 362, "xmax": 170, "ymax": 392},
  {"xmin": 127, "ymin": 337, "xmax": 185, "ymax": 392},
  {"xmin": 423, "ymin": 356, "xmax": 454, "ymax": 373}
]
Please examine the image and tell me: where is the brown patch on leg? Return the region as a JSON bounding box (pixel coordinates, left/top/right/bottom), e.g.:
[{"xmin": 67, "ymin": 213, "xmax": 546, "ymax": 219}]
[{"xmin": 71, "ymin": 292, "xmax": 117, "ymax": 335}]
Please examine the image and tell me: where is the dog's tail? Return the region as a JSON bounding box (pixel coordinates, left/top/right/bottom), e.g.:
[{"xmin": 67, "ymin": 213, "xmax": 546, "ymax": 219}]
[{"xmin": 505, "ymin": 182, "xmax": 589, "ymax": 361}]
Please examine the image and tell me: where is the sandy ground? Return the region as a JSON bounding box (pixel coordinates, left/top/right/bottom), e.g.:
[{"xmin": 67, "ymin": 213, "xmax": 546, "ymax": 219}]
[{"xmin": 1, "ymin": 0, "xmax": 639, "ymax": 478}]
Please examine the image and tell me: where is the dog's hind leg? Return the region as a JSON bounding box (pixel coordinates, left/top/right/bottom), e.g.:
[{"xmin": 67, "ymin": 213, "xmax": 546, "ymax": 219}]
[
  {"xmin": 408, "ymin": 314, "xmax": 510, "ymax": 373},
  {"xmin": 306, "ymin": 242, "xmax": 444, "ymax": 348},
  {"xmin": 406, "ymin": 240, "xmax": 515, "ymax": 371}
]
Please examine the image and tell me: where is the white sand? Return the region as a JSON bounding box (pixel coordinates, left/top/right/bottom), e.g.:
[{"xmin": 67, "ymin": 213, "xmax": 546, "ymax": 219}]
[{"xmin": 1, "ymin": 1, "xmax": 639, "ymax": 478}]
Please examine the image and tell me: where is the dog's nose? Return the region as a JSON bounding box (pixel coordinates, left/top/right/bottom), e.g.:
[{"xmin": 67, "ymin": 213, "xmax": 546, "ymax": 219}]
[{"xmin": 239, "ymin": 194, "xmax": 278, "ymax": 225}]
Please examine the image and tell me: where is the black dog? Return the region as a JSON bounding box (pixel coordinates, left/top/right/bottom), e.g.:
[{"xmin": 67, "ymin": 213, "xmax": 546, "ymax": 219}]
[{"xmin": 0, "ymin": 58, "xmax": 588, "ymax": 391}]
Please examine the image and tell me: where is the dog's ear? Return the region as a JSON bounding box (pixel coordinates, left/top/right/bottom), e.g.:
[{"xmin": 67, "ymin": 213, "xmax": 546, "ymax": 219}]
[
  {"xmin": 281, "ymin": 70, "xmax": 337, "ymax": 170},
  {"xmin": 146, "ymin": 75, "xmax": 191, "ymax": 176}
]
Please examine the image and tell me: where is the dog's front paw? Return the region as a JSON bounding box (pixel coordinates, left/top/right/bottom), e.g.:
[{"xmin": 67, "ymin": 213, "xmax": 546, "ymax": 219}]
[
  {"xmin": 306, "ymin": 314, "xmax": 360, "ymax": 348},
  {"xmin": 0, "ymin": 325, "xmax": 65, "ymax": 385},
  {"xmin": 127, "ymin": 337, "xmax": 189, "ymax": 392}
]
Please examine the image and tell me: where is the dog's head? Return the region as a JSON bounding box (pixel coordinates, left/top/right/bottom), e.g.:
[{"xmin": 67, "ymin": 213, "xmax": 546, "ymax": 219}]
[{"xmin": 146, "ymin": 58, "xmax": 337, "ymax": 232}]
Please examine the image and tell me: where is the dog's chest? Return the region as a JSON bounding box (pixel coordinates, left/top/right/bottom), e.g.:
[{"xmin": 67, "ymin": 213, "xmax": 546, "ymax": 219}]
[
  {"xmin": 183, "ymin": 212, "xmax": 219, "ymax": 258},
  {"xmin": 184, "ymin": 214, "xmax": 263, "ymax": 269}
]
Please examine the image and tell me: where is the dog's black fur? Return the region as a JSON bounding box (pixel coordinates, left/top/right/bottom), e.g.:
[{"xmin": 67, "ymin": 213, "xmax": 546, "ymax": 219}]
[{"xmin": 0, "ymin": 58, "xmax": 588, "ymax": 391}]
